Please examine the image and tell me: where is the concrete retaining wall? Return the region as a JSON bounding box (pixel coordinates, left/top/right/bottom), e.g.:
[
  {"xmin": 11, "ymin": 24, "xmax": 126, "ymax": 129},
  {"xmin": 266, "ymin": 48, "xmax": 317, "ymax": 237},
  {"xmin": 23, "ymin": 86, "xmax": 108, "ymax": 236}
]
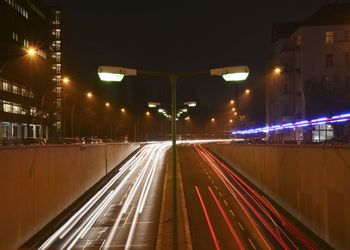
[
  {"xmin": 0, "ymin": 143, "xmax": 139, "ymax": 249},
  {"xmin": 208, "ymin": 143, "xmax": 350, "ymax": 250}
]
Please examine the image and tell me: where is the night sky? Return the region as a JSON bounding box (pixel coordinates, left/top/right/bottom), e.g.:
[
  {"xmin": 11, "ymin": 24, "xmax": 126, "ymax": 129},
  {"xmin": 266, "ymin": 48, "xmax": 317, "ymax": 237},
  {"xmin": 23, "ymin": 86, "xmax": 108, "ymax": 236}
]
[{"xmin": 44, "ymin": 0, "xmax": 342, "ymax": 124}]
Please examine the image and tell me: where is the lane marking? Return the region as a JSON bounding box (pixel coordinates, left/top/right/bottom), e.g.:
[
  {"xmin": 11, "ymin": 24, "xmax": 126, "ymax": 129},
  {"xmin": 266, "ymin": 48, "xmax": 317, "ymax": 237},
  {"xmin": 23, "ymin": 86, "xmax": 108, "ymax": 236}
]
[
  {"xmin": 208, "ymin": 186, "xmax": 244, "ymax": 250},
  {"xmin": 211, "ymin": 180, "xmax": 214, "ymax": 184},
  {"xmin": 218, "ymin": 192, "xmax": 223, "ymax": 197},
  {"xmin": 237, "ymin": 222, "xmax": 244, "ymax": 231},
  {"xmin": 214, "ymin": 185, "xmax": 218, "ymax": 190},
  {"xmin": 248, "ymin": 239, "xmax": 257, "ymax": 250},
  {"xmin": 223, "ymin": 200, "xmax": 228, "ymax": 206},
  {"xmin": 229, "ymin": 210, "xmax": 235, "ymax": 217}
]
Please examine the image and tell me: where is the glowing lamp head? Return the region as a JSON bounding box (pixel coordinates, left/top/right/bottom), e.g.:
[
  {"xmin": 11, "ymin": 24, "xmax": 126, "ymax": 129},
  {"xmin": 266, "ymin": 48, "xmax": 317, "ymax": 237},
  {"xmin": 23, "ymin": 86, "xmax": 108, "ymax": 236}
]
[
  {"xmin": 98, "ymin": 66, "xmax": 137, "ymax": 82},
  {"xmin": 184, "ymin": 101, "xmax": 197, "ymax": 107},
  {"xmin": 274, "ymin": 67, "xmax": 282, "ymax": 74},
  {"xmin": 98, "ymin": 72, "xmax": 124, "ymax": 82},
  {"xmin": 121, "ymin": 108, "xmax": 126, "ymax": 113},
  {"xmin": 245, "ymin": 89, "xmax": 251, "ymax": 94},
  {"xmin": 222, "ymin": 72, "xmax": 249, "ymax": 81},
  {"xmin": 86, "ymin": 92, "xmax": 93, "ymax": 98},
  {"xmin": 211, "ymin": 66, "xmax": 249, "ymax": 82},
  {"xmin": 62, "ymin": 77, "xmax": 70, "ymax": 85},
  {"xmin": 105, "ymin": 102, "xmax": 110, "ymax": 107},
  {"xmin": 26, "ymin": 47, "xmax": 37, "ymax": 57},
  {"xmin": 148, "ymin": 102, "xmax": 160, "ymax": 108}
]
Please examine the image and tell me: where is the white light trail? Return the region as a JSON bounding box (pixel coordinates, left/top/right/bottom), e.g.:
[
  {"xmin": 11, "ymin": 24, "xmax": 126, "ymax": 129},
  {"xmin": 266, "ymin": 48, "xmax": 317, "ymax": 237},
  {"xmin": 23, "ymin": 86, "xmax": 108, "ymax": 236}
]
[{"xmin": 39, "ymin": 143, "xmax": 168, "ymax": 250}]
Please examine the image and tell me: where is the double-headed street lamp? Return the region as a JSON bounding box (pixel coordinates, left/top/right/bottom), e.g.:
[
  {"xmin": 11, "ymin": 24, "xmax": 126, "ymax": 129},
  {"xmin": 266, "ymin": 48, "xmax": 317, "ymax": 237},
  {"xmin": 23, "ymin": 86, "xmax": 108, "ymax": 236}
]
[{"xmin": 97, "ymin": 65, "xmax": 249, "ymax": 249}]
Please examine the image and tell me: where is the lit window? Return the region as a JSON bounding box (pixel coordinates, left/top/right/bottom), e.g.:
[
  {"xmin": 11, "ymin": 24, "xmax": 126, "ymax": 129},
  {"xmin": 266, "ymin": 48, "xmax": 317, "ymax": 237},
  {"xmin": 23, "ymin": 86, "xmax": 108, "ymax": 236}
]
[
  {"xmin": 13, "ymin": 105, "xmax": 21, "ymax": 114},
  {"xmin": 3, "ymin": 102, "xmax": 12, "ymax": 113},
  {"xmin": 12, "ymin": 85, "xmax": 18, "ymax": 94},
  {"xmin": 312, "ymin": 124, "xmax": 334, "ymax": 142},
  {"xmin": 12, "ymin": 32, "xmax": 18, "ymax": 41},
  {"xmin": 326, "ymin": 32, "xmax": 334, "ymax": 45},
  {"xmin": 3, "ymin": 81, "xmax": 11, "ymax": 92}
]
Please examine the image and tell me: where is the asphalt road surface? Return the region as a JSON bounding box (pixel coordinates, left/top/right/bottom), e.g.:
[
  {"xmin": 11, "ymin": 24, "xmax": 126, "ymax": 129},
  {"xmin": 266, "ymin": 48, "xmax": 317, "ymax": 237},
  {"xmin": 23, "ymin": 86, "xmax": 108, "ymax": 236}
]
[
  {"xmin": 178, "ymin": 142, "xmax": 324, "ymax": 250},
  {"xmin": 39, "ymin": 142, "xmax": 170, "ymax": 250}
]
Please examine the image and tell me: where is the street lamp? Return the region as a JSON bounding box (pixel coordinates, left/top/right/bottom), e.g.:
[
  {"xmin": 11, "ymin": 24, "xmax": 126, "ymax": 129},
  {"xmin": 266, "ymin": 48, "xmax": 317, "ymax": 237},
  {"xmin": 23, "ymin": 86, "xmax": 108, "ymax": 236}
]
[
  {"xmin": 97, "ymin": 64, "xmax": 249, "ymax": 249},
  {"xmin": 210, "ymin": 65, "xmax": 249, "ymax": 81},
  {"xmin": 245, "ymin": 89, "xmax": 251, "ymax": 94},
  {"xmin": 274, "ymin": 67, "xmax": 282, "ymax": 74},
  {"xmin": 0, "ymin": 46, "xmax": 38, "ymax": 74},
  {"xmin": 62, "ymin": 77, "xmax": 70, "ymax": 85}
]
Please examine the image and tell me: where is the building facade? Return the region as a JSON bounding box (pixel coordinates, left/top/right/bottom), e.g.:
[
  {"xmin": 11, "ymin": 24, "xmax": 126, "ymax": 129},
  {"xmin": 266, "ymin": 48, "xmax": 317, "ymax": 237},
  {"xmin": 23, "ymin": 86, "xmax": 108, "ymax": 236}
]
[
  {"xmin": 50, "ymin": 6, "xmax": 63, "ymax": 138},
  {"xmin": 266, "ymin": 3, "xmax": 350, "ymax": 143},
  {"xmin": 0, "ymin": 0, "xmax": 62, "ymax": 143}
]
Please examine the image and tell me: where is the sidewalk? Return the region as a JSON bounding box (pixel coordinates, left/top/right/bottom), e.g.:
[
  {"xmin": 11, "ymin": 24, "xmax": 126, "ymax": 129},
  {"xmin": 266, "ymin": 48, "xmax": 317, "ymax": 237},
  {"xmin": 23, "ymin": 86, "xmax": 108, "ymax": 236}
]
[{"xmin": 156, "ymin": 149, "xmax": 192, "ymax": 250}]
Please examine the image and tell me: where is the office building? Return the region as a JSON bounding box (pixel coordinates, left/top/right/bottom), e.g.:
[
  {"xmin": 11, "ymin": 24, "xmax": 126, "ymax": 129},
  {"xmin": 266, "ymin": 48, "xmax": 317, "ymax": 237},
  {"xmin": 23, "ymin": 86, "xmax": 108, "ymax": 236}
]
[{"xmin": 0, "ymin": 0, "xmax": 62, "ymax": 143}]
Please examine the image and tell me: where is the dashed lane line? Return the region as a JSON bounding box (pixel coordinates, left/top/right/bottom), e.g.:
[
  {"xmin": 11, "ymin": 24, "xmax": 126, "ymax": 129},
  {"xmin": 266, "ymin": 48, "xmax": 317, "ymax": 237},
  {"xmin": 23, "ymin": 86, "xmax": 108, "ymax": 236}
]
[
  {"xmin": 238, "ymin": 222, "xmax": 244, "ymax": 231},
  {"xmin": 248, "ymin": 239, "xmax": 257, "ymax": 250},
  {"xmin": 229, "ymin": 210, "xmax": 235, "ymax": 217},
  {"xmin": 223, "ymin": 200, "xmax": 228, "ymax": 206}
]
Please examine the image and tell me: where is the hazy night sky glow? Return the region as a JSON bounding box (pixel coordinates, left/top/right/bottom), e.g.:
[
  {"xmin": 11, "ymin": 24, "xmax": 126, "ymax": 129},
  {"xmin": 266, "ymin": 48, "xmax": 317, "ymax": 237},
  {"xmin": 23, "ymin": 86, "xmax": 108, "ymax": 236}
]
[{"xmin": 44, "ymin": 0, "xmax": 344, "ymax": 123}]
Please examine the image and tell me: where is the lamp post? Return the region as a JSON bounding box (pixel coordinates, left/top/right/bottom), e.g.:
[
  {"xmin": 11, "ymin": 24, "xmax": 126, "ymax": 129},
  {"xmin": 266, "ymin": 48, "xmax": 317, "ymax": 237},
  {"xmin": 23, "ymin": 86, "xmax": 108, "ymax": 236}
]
[{"xmin": 98, "ymin": 65, "xmax": 249, "ymax": 249}]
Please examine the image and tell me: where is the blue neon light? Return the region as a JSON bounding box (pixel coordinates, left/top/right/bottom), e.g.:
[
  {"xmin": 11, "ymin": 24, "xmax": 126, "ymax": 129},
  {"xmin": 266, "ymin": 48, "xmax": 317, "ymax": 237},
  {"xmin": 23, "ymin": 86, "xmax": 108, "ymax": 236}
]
[{"xmin": 232, "ymin": 112, "xmax": 350, "ymax": 135}]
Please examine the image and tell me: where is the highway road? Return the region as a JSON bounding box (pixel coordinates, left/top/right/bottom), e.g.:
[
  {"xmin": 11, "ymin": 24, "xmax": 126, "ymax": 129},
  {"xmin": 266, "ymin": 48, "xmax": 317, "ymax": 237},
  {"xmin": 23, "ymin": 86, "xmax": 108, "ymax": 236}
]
[
  {"xmin": 178, "ymin": 142, "xmax": 322, "ymax": 250},
  {"xmin": 39, "ymin": 142, "xmax": 170, "ymax": 250}
]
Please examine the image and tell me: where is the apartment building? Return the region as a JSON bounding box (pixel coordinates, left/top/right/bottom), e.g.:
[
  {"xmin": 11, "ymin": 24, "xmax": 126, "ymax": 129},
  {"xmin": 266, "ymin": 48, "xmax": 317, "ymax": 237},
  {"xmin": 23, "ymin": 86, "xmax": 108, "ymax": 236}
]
[{"xmin": 266, "ymin": 3, "xmax": 350, "ymax": 143}]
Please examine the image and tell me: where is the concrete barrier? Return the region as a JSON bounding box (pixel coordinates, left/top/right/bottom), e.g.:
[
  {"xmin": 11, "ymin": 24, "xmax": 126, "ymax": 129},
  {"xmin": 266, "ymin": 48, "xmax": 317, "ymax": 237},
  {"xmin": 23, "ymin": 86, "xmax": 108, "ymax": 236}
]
[
  {"xmin": 0, "ymin": 143, "xmax": 139, "ymax": 249},
  {"xmin": 208, "ymin": 143, "xmax": 350, "ymax": 250}
]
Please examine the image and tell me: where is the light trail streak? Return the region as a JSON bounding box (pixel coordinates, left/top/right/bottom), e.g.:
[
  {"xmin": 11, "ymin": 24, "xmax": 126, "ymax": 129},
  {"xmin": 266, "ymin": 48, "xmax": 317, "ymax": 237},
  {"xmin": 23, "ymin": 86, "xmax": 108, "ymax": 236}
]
[
  {"xmin": 197, "ymin": 145, "xmax": 291, "ymax": 249},
  {"xmin": 40, "ymin": 142, "xmax": 170, "ymax": 250},
  {"xmin": 103, "ymin": 142, "xmax": 170, "ymax": 249},
  {"xmin": 208, "ymin": 186, "xmax": 245, "ymax": 250},
  {"xmin": 125, "ymin": 143, "xmax": 169, "ymax": 250},
  {"xmin": 195, "ymin": 186, "xmax": 221, "ymax": 250},
  {"xmin": 196, "ymin": 143, "xmax": 316, "ymax": 249},
  {"xmin": 201, "ymin": 146, "xmax": 314, "ymax": 249},
  {"xmin": 194, "ymin": 144, "xmax": 272, "ymax": 249}
]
